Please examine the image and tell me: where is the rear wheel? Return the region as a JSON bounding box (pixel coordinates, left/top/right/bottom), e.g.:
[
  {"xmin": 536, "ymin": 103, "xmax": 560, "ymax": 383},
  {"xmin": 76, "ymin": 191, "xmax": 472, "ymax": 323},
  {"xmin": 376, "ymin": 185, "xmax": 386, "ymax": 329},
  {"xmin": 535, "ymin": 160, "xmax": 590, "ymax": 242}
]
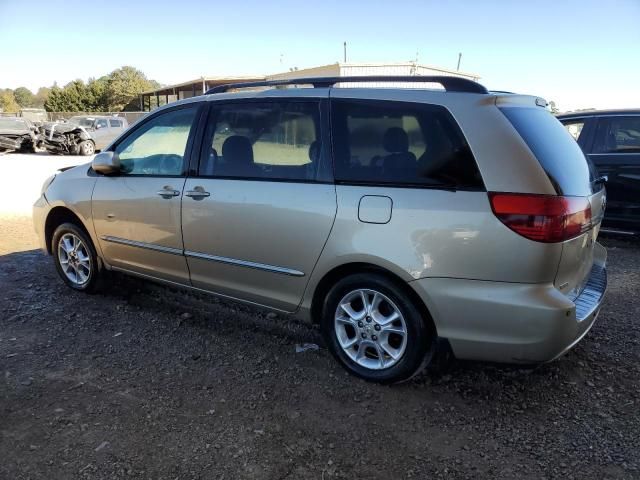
[
  {"xmin": 52, "ymin": 223, "xmax": 102, "ymax": 292},
  {"xmin": 321, "ymin": 273, "xmax": 435, "ymax": 384}
]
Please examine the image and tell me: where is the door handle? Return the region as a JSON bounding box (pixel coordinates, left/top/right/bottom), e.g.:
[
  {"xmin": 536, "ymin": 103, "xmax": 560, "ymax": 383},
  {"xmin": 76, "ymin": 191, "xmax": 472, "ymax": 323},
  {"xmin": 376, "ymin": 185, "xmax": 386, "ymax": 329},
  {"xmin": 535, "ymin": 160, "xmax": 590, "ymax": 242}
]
[
  {"xmin": 185, "ymin": 187, "xmax": 210, "ymax": 199},
  {"xmin": 156, "ymin": 186, "xmax": 180, "ymax": 198}
]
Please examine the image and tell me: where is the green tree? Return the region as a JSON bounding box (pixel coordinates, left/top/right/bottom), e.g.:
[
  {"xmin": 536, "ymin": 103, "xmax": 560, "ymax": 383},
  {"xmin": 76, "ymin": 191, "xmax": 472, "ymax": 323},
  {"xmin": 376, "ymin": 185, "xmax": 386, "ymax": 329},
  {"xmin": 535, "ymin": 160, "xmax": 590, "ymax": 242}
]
[
  {"xmin": 43, "ymin": 86, "xmax": 64, "ymax": 112},
  {"xmin": 44, "ymin": 80, "xmax": 96, "ymax": 112},
  {"xmin": 106, "ymin": 66, "xmax": 157, "ymax": 111},
  {"xmin": 39, "ymin": 66, "xmax": 160, "ymax": 112},
  {"xmin": 86, "ymin": 76, "xmax": 109, "ymax": 111},
  {"xmin": 13, "ymin": 87, "xmax": 35, "ymax": 108},
  {"xmin": 33, "ymin": 87, "xmax": 51, "ymax": 108},
  {"xmin": 0, "ymin": 89, "xmax": 20, "ymax": 113}
]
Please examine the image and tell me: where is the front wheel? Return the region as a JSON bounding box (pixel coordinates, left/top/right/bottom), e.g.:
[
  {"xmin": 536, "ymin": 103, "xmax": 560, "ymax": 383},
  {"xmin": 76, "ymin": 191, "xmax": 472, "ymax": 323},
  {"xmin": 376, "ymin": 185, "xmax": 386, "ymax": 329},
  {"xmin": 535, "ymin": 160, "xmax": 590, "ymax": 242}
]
[
  {"xmin": 321, "ymin": 273, "xmax": 435, "ymax": 384},
  {"xmin": 78, "ymin": 140, "xmax": 95, "ymax": 156},
  {"xmin": 52, "ymin": 223, "xmax": 102, "ymax": 292}
]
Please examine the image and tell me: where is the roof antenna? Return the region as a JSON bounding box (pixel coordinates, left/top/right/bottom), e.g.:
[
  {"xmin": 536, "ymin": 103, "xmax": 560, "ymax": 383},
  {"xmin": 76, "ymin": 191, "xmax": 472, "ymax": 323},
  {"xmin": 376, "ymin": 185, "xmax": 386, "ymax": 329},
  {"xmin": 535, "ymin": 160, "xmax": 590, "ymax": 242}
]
[
  {"xmin": 343, "ymin": 41, "xmax": 347, "ymax": 63},
  {"xmin": 457, "ymin": 52, "xmax": 462, "ymax": 71}
]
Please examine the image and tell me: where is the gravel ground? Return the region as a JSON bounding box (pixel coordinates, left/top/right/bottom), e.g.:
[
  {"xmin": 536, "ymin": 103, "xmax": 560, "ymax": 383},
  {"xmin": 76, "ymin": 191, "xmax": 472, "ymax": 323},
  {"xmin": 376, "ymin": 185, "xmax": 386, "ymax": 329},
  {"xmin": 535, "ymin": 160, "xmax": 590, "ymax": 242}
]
[{"xmin": 1, "ymin": 155, "xmax": 639, "ymax": 479}]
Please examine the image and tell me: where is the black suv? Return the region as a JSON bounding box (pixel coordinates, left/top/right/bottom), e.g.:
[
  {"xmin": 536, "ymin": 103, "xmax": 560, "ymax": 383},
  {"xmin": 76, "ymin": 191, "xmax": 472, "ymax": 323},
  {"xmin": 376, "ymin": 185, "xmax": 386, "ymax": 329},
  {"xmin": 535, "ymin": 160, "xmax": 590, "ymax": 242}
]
[{"xmin": 558, "ymin": 110, "xmax": 640, "ymax": 233}]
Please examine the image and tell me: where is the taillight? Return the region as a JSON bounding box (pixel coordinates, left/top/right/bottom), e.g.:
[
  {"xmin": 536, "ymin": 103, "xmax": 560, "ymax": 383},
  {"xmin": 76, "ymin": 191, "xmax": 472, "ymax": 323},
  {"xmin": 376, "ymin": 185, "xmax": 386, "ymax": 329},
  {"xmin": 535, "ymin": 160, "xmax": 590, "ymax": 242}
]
[{"xmin": 488, "ymin": 192, "xmax": 592, "ymax": 243}]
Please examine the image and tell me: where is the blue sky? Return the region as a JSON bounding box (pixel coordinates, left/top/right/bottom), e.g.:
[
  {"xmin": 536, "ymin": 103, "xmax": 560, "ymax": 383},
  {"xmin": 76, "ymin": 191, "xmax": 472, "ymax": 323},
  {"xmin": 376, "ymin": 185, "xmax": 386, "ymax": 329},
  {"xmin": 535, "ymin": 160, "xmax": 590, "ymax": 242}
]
[{"xmin": 1, "ymin": 0, "xmax": 639, "ymax": 111}]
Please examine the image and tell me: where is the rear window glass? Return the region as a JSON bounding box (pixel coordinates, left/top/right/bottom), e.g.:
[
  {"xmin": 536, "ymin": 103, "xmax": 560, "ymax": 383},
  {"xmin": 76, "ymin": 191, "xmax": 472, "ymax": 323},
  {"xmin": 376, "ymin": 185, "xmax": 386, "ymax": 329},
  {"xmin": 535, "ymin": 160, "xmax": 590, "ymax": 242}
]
[
  {"xmin": 331, "ymin": 100, "xmax": 483, "ymax": 189},
  {"xmin": 500, "ymin": 107, "xmax": 597, "ymax": 196}
]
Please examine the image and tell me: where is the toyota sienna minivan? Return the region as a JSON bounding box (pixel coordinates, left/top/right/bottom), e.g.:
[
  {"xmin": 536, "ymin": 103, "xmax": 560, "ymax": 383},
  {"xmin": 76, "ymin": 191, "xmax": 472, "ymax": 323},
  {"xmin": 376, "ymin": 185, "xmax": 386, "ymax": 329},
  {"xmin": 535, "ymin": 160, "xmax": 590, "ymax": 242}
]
[{"xmin": 34, "ymin": 76, "xmax": 607, "ymax": 383}]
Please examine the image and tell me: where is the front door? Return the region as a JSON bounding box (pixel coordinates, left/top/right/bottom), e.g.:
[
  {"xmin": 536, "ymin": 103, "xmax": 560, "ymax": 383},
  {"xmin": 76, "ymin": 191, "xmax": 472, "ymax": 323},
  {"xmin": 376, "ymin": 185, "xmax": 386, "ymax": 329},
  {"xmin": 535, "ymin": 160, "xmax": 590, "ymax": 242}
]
[
  {"xmin": 589, "ymin": 115, "xmax": 640, "ymax": 231},
  {"xmin": 181, "ymin": 99, "xmax": 336, "ymax": 311},
  {"xmin": 92, "ymin": 104, "xmax": 202, "ymax": 283}
]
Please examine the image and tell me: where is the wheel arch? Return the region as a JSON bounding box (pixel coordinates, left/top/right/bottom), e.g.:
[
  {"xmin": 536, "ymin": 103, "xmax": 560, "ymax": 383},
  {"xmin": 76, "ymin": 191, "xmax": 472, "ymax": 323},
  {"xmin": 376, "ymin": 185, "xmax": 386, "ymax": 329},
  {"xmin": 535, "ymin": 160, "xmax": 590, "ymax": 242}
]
[
  {"xmin": 309, "ymin": 262, "xmax": 437, "ymax": 335},
  {"xmin": 44, "ymin": 206, "xmax": 93, "ymax": 255}
]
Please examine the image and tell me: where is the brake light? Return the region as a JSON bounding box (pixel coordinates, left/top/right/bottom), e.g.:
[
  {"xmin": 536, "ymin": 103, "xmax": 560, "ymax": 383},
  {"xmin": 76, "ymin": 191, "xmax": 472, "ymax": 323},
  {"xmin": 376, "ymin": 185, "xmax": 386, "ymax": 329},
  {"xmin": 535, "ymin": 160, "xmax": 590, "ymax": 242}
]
[{"xmin": 488, "ymin": 192, "xmax": 592, "ymax": 243}]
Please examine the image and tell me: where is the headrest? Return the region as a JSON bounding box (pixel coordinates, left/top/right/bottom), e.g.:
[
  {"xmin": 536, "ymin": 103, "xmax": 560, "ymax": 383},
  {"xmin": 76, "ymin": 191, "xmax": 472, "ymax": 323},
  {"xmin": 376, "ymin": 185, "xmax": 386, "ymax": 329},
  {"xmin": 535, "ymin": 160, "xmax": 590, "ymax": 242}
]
[
  {"xmin": 383, "ymin": 127, "xmax": 409, "ymax": 153},
  {"xmin": 222, "ymin": 136, "xmax": 253, "ymax": 164},
  {"xmin": 308, "ymin": 140, "xmax": 320, "ymax": 162}
]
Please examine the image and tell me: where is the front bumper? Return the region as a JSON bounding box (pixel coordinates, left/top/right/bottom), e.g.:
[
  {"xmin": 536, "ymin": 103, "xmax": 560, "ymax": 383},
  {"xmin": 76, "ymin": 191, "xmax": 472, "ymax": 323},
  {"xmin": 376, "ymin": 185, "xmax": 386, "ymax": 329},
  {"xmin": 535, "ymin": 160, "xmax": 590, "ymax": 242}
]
[
  {"xmin": 33, "ymin": 194, "xmax": 51, "ymax": 253},
  {"xmin": 409, "ymin": 243, "xmax": 607, "ymax": 364}
]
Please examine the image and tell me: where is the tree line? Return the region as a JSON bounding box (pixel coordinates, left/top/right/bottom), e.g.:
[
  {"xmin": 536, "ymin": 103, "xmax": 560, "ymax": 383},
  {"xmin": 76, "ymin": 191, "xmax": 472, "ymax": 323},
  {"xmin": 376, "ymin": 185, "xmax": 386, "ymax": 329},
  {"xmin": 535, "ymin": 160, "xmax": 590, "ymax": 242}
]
[{"xmin": 0, "ymin": 66, "xmax": 160, "ymax": 113}]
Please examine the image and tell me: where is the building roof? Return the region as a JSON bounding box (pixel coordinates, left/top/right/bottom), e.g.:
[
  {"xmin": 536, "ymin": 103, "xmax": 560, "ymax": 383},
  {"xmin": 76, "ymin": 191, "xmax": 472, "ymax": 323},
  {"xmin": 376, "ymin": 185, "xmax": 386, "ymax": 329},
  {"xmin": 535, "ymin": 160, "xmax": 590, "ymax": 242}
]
[
  {"xmin": 343, "ymin": 61, "xmax": 480, "ymax": 78},
  {"xmin": 140, "ymin": 76, "xmax": 265, "ymax": 96},
  {"xmin": 141, "ymin": 62, "xmax": 481, "ymax": 97}
]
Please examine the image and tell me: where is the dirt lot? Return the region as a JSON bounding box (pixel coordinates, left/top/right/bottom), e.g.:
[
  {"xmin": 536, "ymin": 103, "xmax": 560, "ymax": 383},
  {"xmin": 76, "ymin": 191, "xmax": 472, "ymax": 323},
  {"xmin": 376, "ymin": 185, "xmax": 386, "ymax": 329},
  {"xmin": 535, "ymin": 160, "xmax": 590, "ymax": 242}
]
[{"xmin": 1, "ymin": 154, "xmax": 639, "ymax": 479}]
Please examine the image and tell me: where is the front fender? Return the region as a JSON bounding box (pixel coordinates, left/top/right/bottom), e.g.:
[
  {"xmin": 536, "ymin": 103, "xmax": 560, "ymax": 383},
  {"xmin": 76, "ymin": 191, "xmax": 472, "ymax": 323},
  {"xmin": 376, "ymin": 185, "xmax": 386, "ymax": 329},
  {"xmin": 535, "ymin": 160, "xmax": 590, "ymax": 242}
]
[{"xmin": 43, "ymin": 164, "xmax": 101, "ymax": 255}]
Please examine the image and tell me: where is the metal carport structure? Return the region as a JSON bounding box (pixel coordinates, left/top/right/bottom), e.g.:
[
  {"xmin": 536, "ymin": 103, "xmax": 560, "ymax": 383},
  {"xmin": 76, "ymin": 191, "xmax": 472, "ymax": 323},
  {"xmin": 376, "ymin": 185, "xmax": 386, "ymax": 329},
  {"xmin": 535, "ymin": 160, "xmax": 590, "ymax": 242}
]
[{"xmin": 138, "ymin": 76, "xmax": 264, "ymax": 111}]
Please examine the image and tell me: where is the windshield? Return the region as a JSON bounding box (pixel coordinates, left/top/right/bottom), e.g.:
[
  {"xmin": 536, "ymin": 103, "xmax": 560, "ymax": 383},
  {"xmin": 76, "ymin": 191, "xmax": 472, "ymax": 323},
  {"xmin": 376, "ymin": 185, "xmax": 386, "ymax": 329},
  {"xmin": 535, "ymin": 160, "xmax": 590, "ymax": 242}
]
[
  {"xmin": 68, "ymin": 116, "xmax": 95, "ymax": 127},
  {"xmin": 0, "ymin": 117, "xmax": 29, "ymax": 130}
]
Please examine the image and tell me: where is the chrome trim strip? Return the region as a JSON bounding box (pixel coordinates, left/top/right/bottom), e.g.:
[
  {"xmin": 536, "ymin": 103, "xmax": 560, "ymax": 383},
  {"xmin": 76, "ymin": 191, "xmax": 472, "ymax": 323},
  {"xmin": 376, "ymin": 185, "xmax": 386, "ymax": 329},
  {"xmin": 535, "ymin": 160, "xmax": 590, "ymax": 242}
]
[
  {"xmin": 184, "ymin": 250, "xmax": 305, "ymax": 277},
  {"xmin": 100, "ymin": 235, "xmax": 305, "ymax": 277},
  {"xmin": 100, "ymin": 235, "xmax": 183, "ymax": 256}
]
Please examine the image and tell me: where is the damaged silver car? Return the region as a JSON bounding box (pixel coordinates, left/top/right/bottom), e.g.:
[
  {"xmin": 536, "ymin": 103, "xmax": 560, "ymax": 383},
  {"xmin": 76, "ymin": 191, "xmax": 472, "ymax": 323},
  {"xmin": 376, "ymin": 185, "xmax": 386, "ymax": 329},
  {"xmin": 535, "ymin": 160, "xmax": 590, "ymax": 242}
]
[
  {"xmin": 0, "ymin": 117, "xmax": 40, "ymax": 153},
  {"xmin": 42, "ymin": 115, "xmax": 128, "ymax": 156}
]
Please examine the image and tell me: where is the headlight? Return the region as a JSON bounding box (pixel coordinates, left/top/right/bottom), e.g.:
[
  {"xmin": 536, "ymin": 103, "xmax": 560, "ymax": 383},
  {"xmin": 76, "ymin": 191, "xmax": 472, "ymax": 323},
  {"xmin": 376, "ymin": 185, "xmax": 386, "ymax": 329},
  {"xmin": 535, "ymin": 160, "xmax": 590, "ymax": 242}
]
[{"xmin": 40, "ymin": 174, "xmax": 56, "ymax": 195}]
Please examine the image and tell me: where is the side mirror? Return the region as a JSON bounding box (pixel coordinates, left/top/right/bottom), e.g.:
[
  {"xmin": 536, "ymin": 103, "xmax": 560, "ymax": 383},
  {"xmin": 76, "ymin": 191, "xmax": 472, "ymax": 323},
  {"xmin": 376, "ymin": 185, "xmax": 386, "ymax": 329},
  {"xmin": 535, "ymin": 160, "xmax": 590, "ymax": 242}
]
[
  {"xmin": 95, "ymin": 123, "xmax": 101, "ymax": 130},
  {"xmin": 92, "ymin": 151, "xmax": 120, "ymax": 175}
]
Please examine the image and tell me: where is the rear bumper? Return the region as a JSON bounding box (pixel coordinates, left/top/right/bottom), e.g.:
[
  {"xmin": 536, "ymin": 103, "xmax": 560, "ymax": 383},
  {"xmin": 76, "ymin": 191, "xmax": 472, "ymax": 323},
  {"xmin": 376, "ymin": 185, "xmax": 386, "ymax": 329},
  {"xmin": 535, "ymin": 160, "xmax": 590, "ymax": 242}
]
[{"xmin": 409, "ymin": 243, "xmax": 607, "ymax": 364}]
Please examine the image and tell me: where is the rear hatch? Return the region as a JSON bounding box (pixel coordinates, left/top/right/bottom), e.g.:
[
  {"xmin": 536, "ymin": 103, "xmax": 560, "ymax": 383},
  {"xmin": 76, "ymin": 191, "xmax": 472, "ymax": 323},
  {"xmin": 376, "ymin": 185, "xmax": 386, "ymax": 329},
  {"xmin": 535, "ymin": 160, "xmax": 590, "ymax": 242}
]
[{"xmin": 498, "ymin": 100, "xmax": 605, "ymax": 298}]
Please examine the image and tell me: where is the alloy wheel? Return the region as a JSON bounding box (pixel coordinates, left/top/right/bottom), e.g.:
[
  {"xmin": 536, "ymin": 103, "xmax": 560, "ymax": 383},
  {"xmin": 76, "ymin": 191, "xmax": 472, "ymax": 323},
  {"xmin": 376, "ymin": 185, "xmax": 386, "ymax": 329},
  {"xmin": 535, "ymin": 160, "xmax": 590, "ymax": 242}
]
[
  {"xmin": 334, "ymin": 288, "xmax": 408, "ymax": 370},
  {"xmin": 57, "ymin": 233, "xmax": 91, "ymax": 286}
]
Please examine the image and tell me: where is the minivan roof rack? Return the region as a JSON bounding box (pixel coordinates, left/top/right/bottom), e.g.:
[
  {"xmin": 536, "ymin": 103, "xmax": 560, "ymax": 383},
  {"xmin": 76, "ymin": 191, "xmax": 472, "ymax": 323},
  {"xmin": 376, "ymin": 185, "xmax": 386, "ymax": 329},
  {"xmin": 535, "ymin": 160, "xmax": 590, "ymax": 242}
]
[{"xmin": 205, "ymin": 76, "xmax": 489, "ymax": 95}]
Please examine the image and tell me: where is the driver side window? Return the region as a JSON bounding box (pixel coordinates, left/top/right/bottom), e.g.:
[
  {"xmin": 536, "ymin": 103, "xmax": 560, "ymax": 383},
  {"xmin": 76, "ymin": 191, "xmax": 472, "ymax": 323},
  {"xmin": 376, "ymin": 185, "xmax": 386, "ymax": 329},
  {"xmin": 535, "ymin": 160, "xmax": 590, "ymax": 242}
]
[{"xmin": 115, "ymin": 106, "xmax": 199, "ymax": 176}]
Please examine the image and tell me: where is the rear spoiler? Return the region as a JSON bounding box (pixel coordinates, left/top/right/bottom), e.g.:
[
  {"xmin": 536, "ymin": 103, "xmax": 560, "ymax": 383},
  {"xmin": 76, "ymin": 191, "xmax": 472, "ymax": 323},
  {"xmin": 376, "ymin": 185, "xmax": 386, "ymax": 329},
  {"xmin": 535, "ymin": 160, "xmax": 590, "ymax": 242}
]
[{"xmin": 493, "ymin": 94, "xmax": 548, "ymax": 108}]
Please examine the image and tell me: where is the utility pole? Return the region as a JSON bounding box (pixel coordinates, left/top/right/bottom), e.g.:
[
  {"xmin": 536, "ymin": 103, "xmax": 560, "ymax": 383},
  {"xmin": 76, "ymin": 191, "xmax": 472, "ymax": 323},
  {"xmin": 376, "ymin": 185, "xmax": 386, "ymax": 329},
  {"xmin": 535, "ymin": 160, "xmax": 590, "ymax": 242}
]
[
  {"xmin": 457, "ymin": 52, "xmax": 462, "ymax": 71},
  {"xmin": 343, "ymin": 42, "xmax": 347, "ymax": 63}
]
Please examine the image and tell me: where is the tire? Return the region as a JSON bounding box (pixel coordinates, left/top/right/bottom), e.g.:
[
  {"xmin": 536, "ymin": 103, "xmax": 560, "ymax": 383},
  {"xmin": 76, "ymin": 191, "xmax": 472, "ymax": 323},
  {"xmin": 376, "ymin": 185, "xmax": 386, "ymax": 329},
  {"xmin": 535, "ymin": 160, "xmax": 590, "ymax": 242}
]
[
  {"xmin": 52, "ymin": 223, "xmax": 102, "ymax": 293},
  {"xmin": 320, "ymin": 273, "xmax": 435, "ymax": 384},
  {"xmin": 78, "ymin": 140, "xmax": 95, "ymax": 156}
]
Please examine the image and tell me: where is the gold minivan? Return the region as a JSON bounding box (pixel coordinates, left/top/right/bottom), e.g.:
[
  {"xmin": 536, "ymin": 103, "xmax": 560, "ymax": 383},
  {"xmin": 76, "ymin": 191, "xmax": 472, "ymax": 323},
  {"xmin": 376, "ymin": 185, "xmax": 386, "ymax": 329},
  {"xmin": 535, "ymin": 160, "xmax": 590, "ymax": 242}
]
[{"xmin": 34, "ymin": 77, "xmax": 607, "ymax": 383}]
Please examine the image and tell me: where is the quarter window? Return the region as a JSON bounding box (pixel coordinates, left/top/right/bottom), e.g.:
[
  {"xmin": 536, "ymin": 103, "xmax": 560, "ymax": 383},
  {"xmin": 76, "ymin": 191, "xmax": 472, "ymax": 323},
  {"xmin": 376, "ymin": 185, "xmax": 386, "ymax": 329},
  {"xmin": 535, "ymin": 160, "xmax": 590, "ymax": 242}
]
[
  {"xmin": 331, "ymin": 100, "xmax": 482, "ymax": 188},
  {"xmin": 200, "ymin": 102, "xmax": 322, "ymax": 181},
  {"xmin": 593, "ymin": 116, "xmax": 640, "ymax": 154},
  {"xmin": 114, "ymin": 106, "xmax": 198, "ymax": 176},
  {"xmin": 563, "ymin": 120, "xmax": 585, "ymax": 141}
]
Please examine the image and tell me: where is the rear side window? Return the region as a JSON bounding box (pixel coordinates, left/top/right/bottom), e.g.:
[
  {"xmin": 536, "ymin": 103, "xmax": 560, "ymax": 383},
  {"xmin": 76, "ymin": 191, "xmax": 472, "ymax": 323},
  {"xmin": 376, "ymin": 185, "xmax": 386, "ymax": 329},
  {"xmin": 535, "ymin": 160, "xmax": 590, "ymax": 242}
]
[
  {"xmin": 200, "ymin": 101, "xmax": 322, "ymax": 181},
  {"xmin": 109, "ymin": 119, "xmax": 123, "ymax": 128},
  {"xmin": 500, "ymin": 107, "xmax": 597, "ymax": 196},
  {"xmin": 331, "ymin": 100, "xmax": 482, "ymax": 189},
  {"xmin": 593, "ymin": 116, "xmax": 640, "ymax": 154}
]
